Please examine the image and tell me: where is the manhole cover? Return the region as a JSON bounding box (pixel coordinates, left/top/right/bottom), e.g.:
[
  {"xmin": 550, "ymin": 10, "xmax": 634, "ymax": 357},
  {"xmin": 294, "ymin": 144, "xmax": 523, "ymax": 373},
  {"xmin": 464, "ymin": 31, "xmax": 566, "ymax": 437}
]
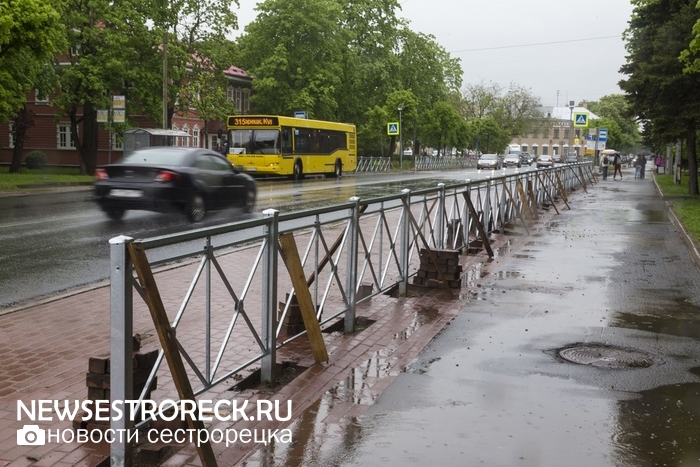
[{"xmin": 558, "ymin": 344, "xmax": 655, "ymax": 369}]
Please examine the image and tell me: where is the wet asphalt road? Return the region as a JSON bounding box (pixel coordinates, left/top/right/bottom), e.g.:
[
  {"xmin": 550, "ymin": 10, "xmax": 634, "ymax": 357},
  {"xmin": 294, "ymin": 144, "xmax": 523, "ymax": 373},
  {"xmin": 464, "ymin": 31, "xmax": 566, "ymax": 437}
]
[
  {"xmin": 0, "ymin": 169, "xmax": 521, "ymax": 310},
  {"xmin": 250, "ymin": 167, "xmax": 700, "ymax": 466}
]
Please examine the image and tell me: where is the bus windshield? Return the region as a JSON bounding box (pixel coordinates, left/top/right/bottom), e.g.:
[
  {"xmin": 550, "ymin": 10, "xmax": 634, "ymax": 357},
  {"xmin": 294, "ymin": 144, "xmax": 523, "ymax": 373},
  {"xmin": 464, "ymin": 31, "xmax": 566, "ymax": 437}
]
[{"xmin": 230, "ymin": 129, "xmax": 280, "ymax": 154}]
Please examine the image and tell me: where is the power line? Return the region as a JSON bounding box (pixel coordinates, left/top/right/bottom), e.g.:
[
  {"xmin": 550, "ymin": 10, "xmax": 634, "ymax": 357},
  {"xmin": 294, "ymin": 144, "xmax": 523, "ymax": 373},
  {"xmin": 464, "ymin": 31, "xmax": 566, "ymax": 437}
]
[{"xmin": 450, "ymin": 35, "xmax": 621, "ymax": 53}]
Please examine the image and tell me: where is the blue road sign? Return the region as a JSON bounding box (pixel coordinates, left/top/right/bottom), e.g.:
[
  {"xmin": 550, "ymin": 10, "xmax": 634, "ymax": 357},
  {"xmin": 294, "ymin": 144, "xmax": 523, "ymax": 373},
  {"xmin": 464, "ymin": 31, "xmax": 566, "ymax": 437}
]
[
  {"xmin": 599, "ymin": 128, "xmax": 608, "ymax": 143},
  {"xmin": 574, "ymin": 113, "xmax": 588, "ymax": 127},
  {"xmin": 387, "ymin": 122, "xmax": 399, "ymax": 136}
]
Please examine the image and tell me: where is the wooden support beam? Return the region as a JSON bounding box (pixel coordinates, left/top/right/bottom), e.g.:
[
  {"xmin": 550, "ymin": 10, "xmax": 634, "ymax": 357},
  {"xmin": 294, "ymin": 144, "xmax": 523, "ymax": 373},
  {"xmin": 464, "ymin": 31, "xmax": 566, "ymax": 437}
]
[
  {"xmin": 553, "ymin": 172, "xmax": 571, "ymax": 209},
  {"xmin": 535, "ymin": 172, "xmax": 560, "ymax": 215},
  {"xmin": 501, "ymin": 179, "xmax": 530, "ymax": 234},
  {"xmin": 278, "ymin": 233, "xmax": 329, "ymax": 363},
  {"xmin": 516, "ymin": 180, "xmax": 534, "ymax": 221},
  {"xmin": 462, "ymin": 192, "xmax": 494, "ymax": 258},
  {"xmin": 577, "ymin": 166, "xmax": 589, "ymax": 191},
  {"xmin": 127, "ymin": 242, "xmax": 218, "ymax": 467}
]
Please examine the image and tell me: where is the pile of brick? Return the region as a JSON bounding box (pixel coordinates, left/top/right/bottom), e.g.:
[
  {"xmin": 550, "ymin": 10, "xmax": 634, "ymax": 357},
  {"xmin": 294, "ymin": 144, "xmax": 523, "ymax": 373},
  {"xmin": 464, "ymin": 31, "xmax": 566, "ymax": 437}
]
[
  {"xmin": 279, "ymin": 293, "xmax": 306, "ymax": 336},
  {"xmin": 74, "ymin": 337, "xmax": 158, "ymax": 432},
  {"xmin": 412, "ymin": 248, "xmax": 463, "ymax": 289}
]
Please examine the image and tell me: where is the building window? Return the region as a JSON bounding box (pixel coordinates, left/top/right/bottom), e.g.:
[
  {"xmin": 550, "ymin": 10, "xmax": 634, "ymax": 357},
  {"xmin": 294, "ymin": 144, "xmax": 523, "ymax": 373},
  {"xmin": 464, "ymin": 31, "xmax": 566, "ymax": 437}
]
[
  {"xmin": 35, "ymin": 90, "xmax": 49, "ymax": 104},
  {"xmin": 227, "ymin": 85, "xmax": 234, "ymax": 102},
  {"xmin": 193, "ymin": 126, "xmax": 200, "ymax": 148},
  {"xmin": 236, "ymin": 88, "xmax": 242, "ymax": 112},
  {"xmin": 57, "ymin": 124, "xmax": 75, "ymax": 148},
  {"xmin": 553, "ymin": 129, "xmax": 560, "ymax": 139},
  {"xmin": 564, "ymin": 129, "xmax": 570, "ymax": 139},
  {"xmin": 243, "ymin": 89, "xmax": 250, "ymax": 113},
  {"xmin": 541, "ymin": 128, "xmax": 549, "ymax": 138},
  {"xmin": 112, "ymin": 133, "xmax": 123, "ymax": 150},
  {"xmin": 9, "ymin": 123, "xmax": 15, "ymax": 148},
  {"xmin": 182, "ymin": 124, "xmax": 190, "ymax": 147}
]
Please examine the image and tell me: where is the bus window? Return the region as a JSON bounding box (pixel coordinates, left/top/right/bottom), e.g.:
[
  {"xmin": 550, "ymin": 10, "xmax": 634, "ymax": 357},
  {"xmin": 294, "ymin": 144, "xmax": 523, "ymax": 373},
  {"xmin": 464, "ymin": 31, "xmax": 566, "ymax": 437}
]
[
  {"xmin": 281, "ymin": 127, "xmax": 293, "ymax": 155},
  {"xmin": 230, "ymin": 129, "xmax": 253, "ymax": 154},
  {"xmin": 253, "ymin": 130, "xmax": 280, "ymax": 154}
]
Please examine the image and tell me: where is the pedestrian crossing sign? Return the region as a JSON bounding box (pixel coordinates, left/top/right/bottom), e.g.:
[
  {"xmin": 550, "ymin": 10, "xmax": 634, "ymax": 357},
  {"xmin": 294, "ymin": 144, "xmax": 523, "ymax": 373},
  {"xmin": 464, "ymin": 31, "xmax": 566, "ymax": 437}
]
[
  {"xmin": 574, "ymin": 113, "xmax": 588, "ymax": 127},
  {"xmin": 387, "ymin": 122, "xmax": 400, "ymax": 136}
]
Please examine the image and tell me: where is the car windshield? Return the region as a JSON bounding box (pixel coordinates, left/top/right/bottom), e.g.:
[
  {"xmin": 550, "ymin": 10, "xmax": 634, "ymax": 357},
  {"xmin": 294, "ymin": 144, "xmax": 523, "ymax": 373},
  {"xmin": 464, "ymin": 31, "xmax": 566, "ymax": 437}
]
[
  {"xmin": 121, "ymin": 149, "xmax": 190, "ymax": 166},
  {"xmin": 481, "ymin": 154, "xmax": 497, "ymax": 160}
]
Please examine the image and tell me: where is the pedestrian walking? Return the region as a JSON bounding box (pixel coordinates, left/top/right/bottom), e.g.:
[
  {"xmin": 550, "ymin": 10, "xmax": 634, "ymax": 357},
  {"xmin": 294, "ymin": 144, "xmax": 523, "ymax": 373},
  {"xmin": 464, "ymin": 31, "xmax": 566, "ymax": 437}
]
[
  {"xmin": 634, "ymin": 155, "xmax": 644, "ymax": 179},
  {"xmin": 655, "ymin": 155, "xmax": 664, "ymax": 173},
  {"xmin": 601, "ymin": 152, "xmax": 610, "ymax": 180},
  {"xmin": 613, "ymin": 153, "xmax": 623, "ymax": 180},
  {"xmin": 640, "ymin": 154, "xmax": 647, "ymax": 179}
]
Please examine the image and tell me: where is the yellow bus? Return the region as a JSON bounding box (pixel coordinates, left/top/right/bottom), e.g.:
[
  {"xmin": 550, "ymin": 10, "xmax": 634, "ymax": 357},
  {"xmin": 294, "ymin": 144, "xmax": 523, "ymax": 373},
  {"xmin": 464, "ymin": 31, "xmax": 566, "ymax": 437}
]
[{"xmin": 225, "ymin": 115, "xmax": 357, "ymax": 180}]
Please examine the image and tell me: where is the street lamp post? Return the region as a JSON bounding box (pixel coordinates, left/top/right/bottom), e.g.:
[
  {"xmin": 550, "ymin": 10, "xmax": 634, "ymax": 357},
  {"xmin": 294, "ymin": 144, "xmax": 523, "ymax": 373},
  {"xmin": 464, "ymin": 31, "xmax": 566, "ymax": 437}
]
[
  {"xmin": 398, "ymin": 103, "xmax": 404, "ymax": 170},
  {"xmin": 568, "ymin": 100, "xmax": 575, "ymax": 159}
]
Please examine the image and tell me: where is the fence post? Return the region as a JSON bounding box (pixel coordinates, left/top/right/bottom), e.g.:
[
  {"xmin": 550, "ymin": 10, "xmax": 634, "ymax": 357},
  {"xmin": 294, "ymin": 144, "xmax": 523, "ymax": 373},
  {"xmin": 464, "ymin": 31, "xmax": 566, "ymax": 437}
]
[
  {"xmin": 109, "ymin": 235, "xmax": 134, "ymax": 467},
  {"xmin": 345, "ymin": 197, "xmax": 361, "ymax": 333},
  {"xmin": 437, "ymin": 183, "xmax": 446, "ymax": 249},
  {"xmin": 262, "ymin": 209, "xmax": 279, "ymax": 384},
  {"xmin": 463, "ymin": 179, "xmax": 472, "ymax": 248},
  {"xmin": 399, "ymin": 188, "xmax": 411, "ymax": 296},
  {"xmin": 483, "ymin": 178, "xmax": 492, "ymax": 236}
]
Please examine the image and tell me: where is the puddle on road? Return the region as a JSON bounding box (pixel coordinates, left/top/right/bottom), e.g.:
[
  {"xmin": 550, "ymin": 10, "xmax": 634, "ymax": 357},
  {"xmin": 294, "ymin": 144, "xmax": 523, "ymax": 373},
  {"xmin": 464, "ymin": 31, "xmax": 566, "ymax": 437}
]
[
  {"xmin": 612, "ymin": 382, "xmax": 700, "ymax": 466},
  {"xmin": 610, "ymin": 297, "xmax": 700, "ymax": 339}
]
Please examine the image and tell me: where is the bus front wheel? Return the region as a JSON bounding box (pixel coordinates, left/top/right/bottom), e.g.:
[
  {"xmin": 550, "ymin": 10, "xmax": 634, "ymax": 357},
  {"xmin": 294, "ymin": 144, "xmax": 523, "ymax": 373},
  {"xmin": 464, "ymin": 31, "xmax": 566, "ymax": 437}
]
[{"xmin": 292, "ymin": 160, "xmax": 304, "ymax": 181}]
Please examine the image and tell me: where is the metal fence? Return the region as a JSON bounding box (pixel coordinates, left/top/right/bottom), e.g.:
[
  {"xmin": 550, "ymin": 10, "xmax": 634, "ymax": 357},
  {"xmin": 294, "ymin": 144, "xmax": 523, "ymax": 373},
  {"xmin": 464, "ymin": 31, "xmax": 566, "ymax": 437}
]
[
  {"xmin": 109, "ymin": 162, "xmax": 595, "ymax": 464},
  {"xmin": 355, "ymin": 155, "xmax": 477, "ymax": 172}
]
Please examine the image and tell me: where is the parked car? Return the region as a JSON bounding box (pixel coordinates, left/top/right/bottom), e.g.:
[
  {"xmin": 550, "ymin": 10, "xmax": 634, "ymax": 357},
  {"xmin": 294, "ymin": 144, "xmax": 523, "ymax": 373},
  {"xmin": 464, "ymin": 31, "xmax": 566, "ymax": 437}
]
[
  {"xmin": 536, "ymin": 154, "xmax": 554, "ymax": 168},
  {"xmin": 551, "ymin": 153, "xmax": 562, "ymax": 164},
  {"xmin": 503, "ymin": 153, "xmax": 521, "ymax": 167},
  {"xmin": 477, "ymin": 153, "xmax": 503, "ymax": 170},
  {"xmin": 566, "ymin": 152, "xmax": 579, "ymax": 164},
  {"xmin": 519, "ymin": 153, "xmax": 533, "ymax": 166},
  {"xmin": 94, "ymin": 147, "xmax": 257, "ymax": 222}
]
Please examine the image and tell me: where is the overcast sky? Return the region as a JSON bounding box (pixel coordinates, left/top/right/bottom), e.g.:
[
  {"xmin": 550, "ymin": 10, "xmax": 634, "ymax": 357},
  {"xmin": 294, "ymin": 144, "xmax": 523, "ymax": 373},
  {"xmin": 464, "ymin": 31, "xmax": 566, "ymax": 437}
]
[{"xmin": 233, "ymin": 0, "xmax": 635, "ymax": 107}]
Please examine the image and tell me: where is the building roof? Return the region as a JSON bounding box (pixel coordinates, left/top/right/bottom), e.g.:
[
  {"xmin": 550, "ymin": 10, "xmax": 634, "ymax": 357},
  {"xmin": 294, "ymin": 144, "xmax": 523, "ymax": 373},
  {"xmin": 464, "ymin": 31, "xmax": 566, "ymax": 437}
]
[{"xmin": 538, "ymin": 106, "xmax": 601, "ymax": 121}]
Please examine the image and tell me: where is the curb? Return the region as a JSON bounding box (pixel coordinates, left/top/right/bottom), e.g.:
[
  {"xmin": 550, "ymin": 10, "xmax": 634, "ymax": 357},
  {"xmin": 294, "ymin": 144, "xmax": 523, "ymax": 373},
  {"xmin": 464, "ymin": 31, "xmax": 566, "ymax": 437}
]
[{"xmin": 651, "ymin": 174, "xmax": 700, "ymax": 272}]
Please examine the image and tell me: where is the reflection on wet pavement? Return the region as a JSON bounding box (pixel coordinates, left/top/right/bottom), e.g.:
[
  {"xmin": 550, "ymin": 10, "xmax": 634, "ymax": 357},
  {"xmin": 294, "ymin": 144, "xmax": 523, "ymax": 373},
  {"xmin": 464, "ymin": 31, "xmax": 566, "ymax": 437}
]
[
  {"xmin": 242, "ymin": 306, "xmax": 443, "ymax": 466},
  {"xmin": 613, "ymin": 383, "xmax": 700, "ymax": 465}
]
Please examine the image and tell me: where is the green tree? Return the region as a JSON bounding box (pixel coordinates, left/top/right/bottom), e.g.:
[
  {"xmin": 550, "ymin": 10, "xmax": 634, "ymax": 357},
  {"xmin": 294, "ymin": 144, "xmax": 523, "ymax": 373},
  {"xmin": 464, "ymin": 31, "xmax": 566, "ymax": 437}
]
[
  {"xmin": 237, "ymin": 0, "xmax": 344, "ymax": 120},
  {"xmin": 620, "ymin": 0, "xmax": 700, "ymax": 194},
  {"xmin": 0, "ymin": 0, "xmax": 66, "ymax": 172},
  {"xmin": 420, "ymin": 101, "xmax": 465, "ymax": 155},
  {"xmin": 584, "ymin": 94, "xmax": 641, "ymax": 152},
  {"xmin": 465, "ymin": 117, "xmax": 510, "ymax": 154},
  {"xmin": 460, "ymin": 82, "xmax": 541, "ymax": 139},
  {"xmin": 51, "ymin": 0, "xmax": 238, "ymax": 175}
]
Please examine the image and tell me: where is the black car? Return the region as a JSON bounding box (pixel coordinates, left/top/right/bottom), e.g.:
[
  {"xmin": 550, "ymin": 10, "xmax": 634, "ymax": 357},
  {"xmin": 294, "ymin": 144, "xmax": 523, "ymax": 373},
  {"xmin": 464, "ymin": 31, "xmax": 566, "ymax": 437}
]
[
  {"xmin": 519, "ymin": 153, "xmax": 533, "ymax": 166},
  {"xmin": 94, "ymin": 147, "xmax": 257, "ymax": 222}
]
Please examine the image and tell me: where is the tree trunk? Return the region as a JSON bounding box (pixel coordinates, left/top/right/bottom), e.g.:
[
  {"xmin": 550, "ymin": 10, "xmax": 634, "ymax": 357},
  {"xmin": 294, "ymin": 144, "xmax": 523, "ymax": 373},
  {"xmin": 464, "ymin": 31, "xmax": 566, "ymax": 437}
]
[
  {"xmin": 9, "ymin": 105, "xmax": 35, "ymax": 173},
  {"xmin": 70, "ymin": 101, "xmax": 99, "ymax": 175},
  {"xmin": 688, "ymin": 127, "xmax": 698, "ymax": 196}
]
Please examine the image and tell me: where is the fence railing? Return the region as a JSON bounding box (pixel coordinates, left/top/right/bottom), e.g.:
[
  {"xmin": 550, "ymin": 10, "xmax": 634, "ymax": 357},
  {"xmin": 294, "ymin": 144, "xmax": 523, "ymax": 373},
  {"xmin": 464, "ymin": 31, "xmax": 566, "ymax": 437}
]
[
  {"xmin": 356, "ymin": 155, "xmax": 477, "ymax": 172},
  {"xmin": 109, "ymin": 163, "xmax": 595, "ymax": 465}
]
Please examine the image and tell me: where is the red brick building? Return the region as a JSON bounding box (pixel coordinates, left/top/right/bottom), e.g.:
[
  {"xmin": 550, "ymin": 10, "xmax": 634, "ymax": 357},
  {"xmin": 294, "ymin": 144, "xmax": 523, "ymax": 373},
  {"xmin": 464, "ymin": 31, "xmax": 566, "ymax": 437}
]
[{"xmin": 0, "ymin": 65, "xmax": 253, "ymax": 167}]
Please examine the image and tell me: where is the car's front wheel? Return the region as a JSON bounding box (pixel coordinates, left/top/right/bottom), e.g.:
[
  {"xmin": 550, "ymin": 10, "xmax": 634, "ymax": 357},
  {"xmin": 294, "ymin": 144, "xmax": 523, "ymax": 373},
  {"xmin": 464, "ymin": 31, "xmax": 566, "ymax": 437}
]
[
  {"xmin": 104, "ymin": 207, "xmax": 125, "ymax": 221},
  {"xmin": 186, "ymin": 192, "xmax": 206, "ymax": 222}
]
